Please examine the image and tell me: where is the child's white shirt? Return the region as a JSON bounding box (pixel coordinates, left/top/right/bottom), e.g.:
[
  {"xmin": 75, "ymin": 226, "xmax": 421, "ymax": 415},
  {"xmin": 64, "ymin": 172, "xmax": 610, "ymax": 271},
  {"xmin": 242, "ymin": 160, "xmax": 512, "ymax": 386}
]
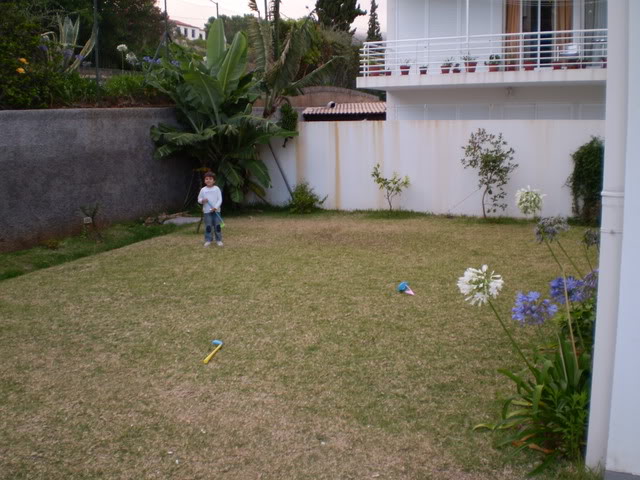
[{"xmin": 198, "ymin": 186, "xmax": 222, "ymax": 213}]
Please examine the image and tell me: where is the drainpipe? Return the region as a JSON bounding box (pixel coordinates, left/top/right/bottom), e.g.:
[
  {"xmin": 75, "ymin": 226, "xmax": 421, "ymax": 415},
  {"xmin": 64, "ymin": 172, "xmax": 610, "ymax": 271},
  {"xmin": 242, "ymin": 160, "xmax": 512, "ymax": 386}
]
[{"xmin": 585, "ymin": 0, "xmax": 628, "ymax": 470}]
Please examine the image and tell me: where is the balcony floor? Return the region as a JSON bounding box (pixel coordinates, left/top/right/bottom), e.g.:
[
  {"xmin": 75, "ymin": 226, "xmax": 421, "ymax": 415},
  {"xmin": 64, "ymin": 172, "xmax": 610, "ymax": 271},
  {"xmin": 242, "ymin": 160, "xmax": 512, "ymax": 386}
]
[{"xmin": 357, "ymin": 67, "xmax": 607, "ymax": 91}]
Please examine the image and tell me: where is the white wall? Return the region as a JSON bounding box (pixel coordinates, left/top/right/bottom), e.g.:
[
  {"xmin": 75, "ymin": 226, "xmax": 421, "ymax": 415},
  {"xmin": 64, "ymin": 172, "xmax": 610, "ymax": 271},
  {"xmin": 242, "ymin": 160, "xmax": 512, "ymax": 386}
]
[
  {"xmin": 387, "ymin": 85, "xmax": 606, "ymax": 120},
  {"xmin": 260, "ymin": 120, "xmax": 604, "ymax": 217}
]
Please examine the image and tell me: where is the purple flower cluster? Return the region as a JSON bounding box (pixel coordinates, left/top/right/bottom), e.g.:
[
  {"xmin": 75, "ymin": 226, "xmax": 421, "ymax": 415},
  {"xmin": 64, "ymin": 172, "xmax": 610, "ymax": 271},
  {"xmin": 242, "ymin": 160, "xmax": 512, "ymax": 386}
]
[
  {"xmin": 171, "ymin": 60, "xmax": 180, "ymax": 67},
  {"xmin": 583, "ymin": 229, "xmax": 600, "ymax": 248},
  {"xmin": 512, "ymin": 291, "xmax": 558, "ymax": 326},
  {"xmin": 549, "ymin": 276, "xmax": 585, "ymax": 304},
  {"xmin": 581, "ymin": 269, "xmax": 599, "ymax": 299},
  {"xmin": 62, "ymin": 48, "xmax": 73, "ymax": 58},
  {"xmin": 142, "ymin": 56, "xmax": 162, "ymax": 64},
  {"xmin": 535, "ymin": 216, "xmax": 569, "ymax": 243}
]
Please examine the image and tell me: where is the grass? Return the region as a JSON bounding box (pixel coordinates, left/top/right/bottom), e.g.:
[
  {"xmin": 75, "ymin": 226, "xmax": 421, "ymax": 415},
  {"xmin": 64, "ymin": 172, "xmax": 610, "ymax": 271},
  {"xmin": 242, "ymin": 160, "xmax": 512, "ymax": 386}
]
[
  {"xmin": 0, "ymin": 212, "xmax": 600, "ymax": 479},
  {"xmin": 0, "ymin": 222, "xmax": 178, "ymax": 281}
]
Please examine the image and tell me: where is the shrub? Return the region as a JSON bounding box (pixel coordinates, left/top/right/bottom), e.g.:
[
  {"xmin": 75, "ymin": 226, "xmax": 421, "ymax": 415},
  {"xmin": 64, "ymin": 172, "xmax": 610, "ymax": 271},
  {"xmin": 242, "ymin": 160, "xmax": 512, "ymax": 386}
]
[
  {"xmin": 0, "ymin": 3, "xmax": 66, "ymax": 109},
  {"xmin": 104, "ymin": 74, "xmax": 147, "ymax": 100},
  {"xmin": 566, "ymin": 136, "xmax": 604, "ymax": 224},
  {"xmin": 289, "ymin": 181, "xmax": 327, "ymax": 214},
  {"xmin": 461, "ymin": 128, "xmax": 518, "ymax": 218},
  {"xmin": 371, "ymin": 163, "xmax": 410, "ymax": 211}
]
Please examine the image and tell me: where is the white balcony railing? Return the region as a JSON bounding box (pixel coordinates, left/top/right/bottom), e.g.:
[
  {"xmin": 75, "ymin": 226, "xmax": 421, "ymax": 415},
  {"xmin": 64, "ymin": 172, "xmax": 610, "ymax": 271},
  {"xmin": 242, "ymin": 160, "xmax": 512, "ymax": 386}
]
[{"xmin": 360, "ymin": 29, "xmax": 608, "ymax": 77}]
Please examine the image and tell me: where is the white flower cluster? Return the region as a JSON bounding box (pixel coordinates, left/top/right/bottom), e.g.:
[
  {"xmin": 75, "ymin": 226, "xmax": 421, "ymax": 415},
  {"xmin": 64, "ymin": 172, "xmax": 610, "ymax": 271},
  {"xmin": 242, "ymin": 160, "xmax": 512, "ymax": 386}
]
[
  {"xmin": 125, "ymin": 52, "xmax": 138, "ymax": 65},
  {"xmin": 457, "ymin": 265, "xmax": 504, "ymax": 306},
  {"xmin": 515, "ymin": 185, "xmax": 545, "ymax": 216},
  {"xmin": 116, "ymin": 44, "xmax": 128, "ymax": 53}
]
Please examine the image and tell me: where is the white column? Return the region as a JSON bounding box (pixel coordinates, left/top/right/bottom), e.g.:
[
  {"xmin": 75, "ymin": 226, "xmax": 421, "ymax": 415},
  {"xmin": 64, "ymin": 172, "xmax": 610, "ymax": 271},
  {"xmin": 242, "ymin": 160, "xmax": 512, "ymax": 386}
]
[
  {"xmin": 585, "ymin": 0, "xmax": 629, "ymax": 470},
  {"xmin": 604, "ymin": 0, "xmax": 640, "ymax": 476}
]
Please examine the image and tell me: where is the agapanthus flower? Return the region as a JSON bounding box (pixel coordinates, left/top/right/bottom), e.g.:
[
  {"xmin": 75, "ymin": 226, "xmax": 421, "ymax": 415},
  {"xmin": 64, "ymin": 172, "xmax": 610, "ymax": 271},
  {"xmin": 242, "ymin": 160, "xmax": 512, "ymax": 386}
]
[
  {"xmin": 581, "ymin": 269, "xmax": 599, "ymax": 299},
  {"xmin": 535, "ymin": 216, "xmax": 569, "ymax": 243},
  {"xmin": 62, "ymin": 48, "xmax": 73, "ymax": 58},
  {"xmin": 515, "ymin": 186, "xmax": 545, "ymax": 216},
  {"xmin": 549, "ymin": 276, "xmax": 585, "ymax": 304},
  {"xmin": 116, "ymin": 44, "xmax": 128, "ymax": 53},
  {"xmin": 38, "ymin": 44, "xmax": 48, "ymax": 52},
  {"xmin": 75, "ymin": 54, "xmax": 84, "ymax": 61},
  {"xmin": 171, "ymin": 60, "xmax": 180, "ymax": 67},
  {"xmin": 512, "ymin": 291, "xmax": 558, "ymax": 326},
  {"xmin": 457, "ymin": 265, "xmax": 504, "ymax": 306},
  {"xmin": 125, "ymin": 52, "xmax": 138, "ymax": 64},
  {"xmin": 583, "ymin": 229, "xmax": 600, "ymax": 249}
]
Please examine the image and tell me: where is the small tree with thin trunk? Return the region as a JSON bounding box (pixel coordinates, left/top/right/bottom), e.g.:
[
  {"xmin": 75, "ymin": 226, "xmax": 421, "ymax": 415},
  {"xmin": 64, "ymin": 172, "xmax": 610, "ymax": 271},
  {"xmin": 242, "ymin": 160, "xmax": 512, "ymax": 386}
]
[
  {"xmin": 371, "ymin": 163, "xmax": 410, "ymax": 211},
  {"xmin": 461, "ymin": 128, "xmax": 518, "ymax": 218}
]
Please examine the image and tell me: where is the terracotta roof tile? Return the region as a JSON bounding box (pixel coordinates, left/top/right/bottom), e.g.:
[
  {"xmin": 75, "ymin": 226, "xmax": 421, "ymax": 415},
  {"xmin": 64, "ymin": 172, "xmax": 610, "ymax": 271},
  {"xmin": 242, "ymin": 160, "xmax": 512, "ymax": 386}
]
[{"xmin": 302, "ymin": 102, "xmax": 386, "ymax": 116}]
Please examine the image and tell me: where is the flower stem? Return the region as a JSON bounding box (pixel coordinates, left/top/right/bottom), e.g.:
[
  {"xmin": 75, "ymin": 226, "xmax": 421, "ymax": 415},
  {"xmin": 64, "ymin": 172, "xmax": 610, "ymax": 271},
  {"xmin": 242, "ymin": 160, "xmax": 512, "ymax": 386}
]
[
  {"xmin": 556, "ymin": 239, "xmax": 584, "ymax": 277},
  {"xmin": 543, "ymin": 238, "xmax": 564, "ymax": 272},
  {"xmin": 561, "ymin": 268, "xmax": 579, "ymax": 360},
  {"xmin": 488, "ymin": 299, "xmax": 535, "ymax": 374},
  {"xmin": 583, "ymin": 244, "xmax": 594, "ymax": 272}
]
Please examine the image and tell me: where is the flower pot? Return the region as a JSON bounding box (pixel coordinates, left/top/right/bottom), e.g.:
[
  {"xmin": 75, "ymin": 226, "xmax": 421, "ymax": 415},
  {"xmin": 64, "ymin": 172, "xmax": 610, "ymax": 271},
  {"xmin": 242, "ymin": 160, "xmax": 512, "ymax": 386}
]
[
  {"xmin": 488, "ymin": 65, "xmax": 500, "ymax": 72},
  {"xmin": 553, "ymin": 63, "xmax": 563, "ymax": 70},
  {"xmin": 523, "ymin": 60, "xmax": 535, "ymax": 71},
  {"xmin": 385, "ymin": 70, "xmax": 391, "ymax": 76},
  {"xmin": 369, "ymin": 65, "xmax": 383, "ymax": 77},
  {"xmin": 419, "ymin": 67, "xmax": 428, "ymax": 75},
  {"xmin": 464, "ymin": 61, "xmax": 477, "ymax": 73},
  {"xmin": 505, "ymin": 65, "xmax": 518, "ymax": 72},
  {"xmin": 400, "ymin": 65, "xmax": 410, "ymax": 75},
  {"xmin": 441, "ymin": 66, "xmax": 451, "ymax": 74},
  {"xmin": 452, "ymin": 66, "xmax": 461, "ymax": 73}
]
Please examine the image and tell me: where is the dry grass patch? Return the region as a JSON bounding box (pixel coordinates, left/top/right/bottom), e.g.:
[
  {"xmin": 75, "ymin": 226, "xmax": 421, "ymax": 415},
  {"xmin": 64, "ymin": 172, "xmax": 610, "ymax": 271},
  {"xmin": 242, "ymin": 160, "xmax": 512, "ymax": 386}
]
[{"xmin": 0, "ymin": 213, "xmax": 597, "ymax": 479}]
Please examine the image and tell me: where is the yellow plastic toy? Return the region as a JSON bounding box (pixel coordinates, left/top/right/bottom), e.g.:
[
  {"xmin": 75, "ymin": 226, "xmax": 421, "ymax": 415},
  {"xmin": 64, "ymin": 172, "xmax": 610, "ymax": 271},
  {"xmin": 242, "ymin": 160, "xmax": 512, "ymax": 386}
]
[{"xmin": 203, "ymin": 340, "xmax": 223, "ymax": 364}]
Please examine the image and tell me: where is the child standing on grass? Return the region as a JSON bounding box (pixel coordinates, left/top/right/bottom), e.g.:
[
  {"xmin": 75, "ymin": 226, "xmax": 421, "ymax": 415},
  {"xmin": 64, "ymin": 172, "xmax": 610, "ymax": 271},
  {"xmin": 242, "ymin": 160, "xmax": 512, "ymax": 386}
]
[{"xmin": 198, "ymin": 171, "xmax": 223, "ymax": 247}]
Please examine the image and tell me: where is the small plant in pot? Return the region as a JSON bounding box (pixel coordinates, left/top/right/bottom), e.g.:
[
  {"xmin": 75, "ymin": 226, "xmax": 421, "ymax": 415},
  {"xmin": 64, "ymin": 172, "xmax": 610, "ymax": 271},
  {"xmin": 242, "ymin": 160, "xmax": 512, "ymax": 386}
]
[
  {"xmin": 419, "ymin": 64, "xmax": 428, "ymax": 74},
  {"xmin": 400, "ymin": 59, "xmax": 412, "ymax": 75},
  {"xmin": 452, "ymin": 62, "xmax": 462, "ymax": 73},
  {"xmin": 485, "ymin": 54, "xmax": 501, "ymax": 72},
  {"xmin": 441, "ymin": 57, "xmax": 454, "ymax": 74},
  {"xmin": 462, "ymin": 54, "xmax": 477, "ymax": 72}
]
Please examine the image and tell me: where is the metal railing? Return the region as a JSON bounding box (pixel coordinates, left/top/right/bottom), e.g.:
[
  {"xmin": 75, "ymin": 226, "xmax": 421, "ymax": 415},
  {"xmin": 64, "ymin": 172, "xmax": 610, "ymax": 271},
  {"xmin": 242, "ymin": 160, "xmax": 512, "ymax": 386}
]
[{"xmin": 360, "ymin": 29, "xmax": 608, "ymax": 77}]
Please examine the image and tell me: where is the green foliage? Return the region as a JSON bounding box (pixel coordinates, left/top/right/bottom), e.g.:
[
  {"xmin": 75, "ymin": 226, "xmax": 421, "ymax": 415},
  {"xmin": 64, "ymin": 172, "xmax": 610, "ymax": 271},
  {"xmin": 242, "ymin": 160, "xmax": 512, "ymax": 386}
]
[
  {"xmin": 40, "ymin": 15, "xmax": 96, "ymax": 72},
  {"xmin": 288, "ymin": 181, "xmax": 327, "ymax": 214},
  {"xmin": 461, "ymin": 128, "xmax": 518, "ymax": 218},
  {"xmin": 278, "ymin": 103, "xmax": 298, "ymax": 132},
  {"xmin": 55, "ymin": 70, "xmax": 100, "ymax": 105},
  {"xmin": 371, "ymin": 163, "xmax": 410, "ymax": 211},
  {"xmin": 477, "ymin": 338, "xmax": 591, "ymax": 475},
  {"xmin": 0, "ymin": 3, "xmax": 67, "ymax": 109},
  {"xmin": 566, "ymin": 137, "xmax": 604, "ymax": 224},
  {"xmin": 148, "ymin": 19, "xmax": 295, "ymax": 205},
  {"xmin": 316, "ymin": 0, "xmax": 367, "ymax": 34},
  {"xmin": 104, "ymin": 74, "xmax": 146, "ymax": 99},
  {"xmin": 248, "ymin": 0, "xmax": 344, "ymax": 118},
  {"xmin": 366, "ymin": 0, "xmax": 382, "ymax": 42}
]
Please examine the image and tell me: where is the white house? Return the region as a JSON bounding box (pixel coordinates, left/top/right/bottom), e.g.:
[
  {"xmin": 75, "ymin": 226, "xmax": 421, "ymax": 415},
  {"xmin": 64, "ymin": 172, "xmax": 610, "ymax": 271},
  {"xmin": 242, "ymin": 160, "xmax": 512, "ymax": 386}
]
[
  {"xmin": 172, "ymin": 19, "xmax": 206, "ymax": 41},
  {"xmin": 357, "ymin": 0, "xmax": 607, "ymax": 121}
]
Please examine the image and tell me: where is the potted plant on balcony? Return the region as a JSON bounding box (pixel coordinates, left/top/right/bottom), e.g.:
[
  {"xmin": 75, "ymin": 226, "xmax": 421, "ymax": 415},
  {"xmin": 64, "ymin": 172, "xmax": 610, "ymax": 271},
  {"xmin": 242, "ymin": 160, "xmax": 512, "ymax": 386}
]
[
  {"xmin": 523, "ymin": 58, "xmax": 536, "ymax": 71},
  {"xmin": 462, "ymin": 54, "xmax": 478, "ymax": 73},
  {"xmin": 452, "ymin": 62, "xmax": 462, "ymax": 73},
  {"xmin": 366, "ymin": 59, "xmax": 384, "ymax": 77},
  {"xmin": 419, "ymin": 64, "xmax": 428, "ymax": 75},
  {"xmin": 400, "ymin": 59, "xmax": 412, "ymax": 75},
  {"xmin": 441, "ymin": 57, "xmax": 454, "ymax": 74},
  {"xmin": 485, "ymin": 54, "xmax": 501, "ymax": 72}
]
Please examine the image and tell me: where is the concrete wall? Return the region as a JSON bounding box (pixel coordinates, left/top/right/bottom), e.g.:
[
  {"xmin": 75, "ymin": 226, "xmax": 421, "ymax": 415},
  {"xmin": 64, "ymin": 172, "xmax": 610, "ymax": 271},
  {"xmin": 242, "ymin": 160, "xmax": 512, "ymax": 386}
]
[
  {"xmin": 0, "ymin": 108, "xmax": 194, "ymax": 252},
  {"xmin": 261, "ymin": 119, "xmax": 604, "ymax": 217}
]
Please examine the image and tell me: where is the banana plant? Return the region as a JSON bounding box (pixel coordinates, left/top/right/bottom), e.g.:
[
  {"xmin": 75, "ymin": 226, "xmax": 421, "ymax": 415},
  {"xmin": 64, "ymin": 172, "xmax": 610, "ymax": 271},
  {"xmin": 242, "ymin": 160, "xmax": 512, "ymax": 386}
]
[{"xmin": 148, "ymin": 18, "xmax": 295, "ymax": 204}]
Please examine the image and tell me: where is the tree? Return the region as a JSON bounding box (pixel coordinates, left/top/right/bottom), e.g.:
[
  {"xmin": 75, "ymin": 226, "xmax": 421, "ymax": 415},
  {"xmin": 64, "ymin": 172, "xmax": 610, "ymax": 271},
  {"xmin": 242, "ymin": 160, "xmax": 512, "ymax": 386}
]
[
  {"xmin": 315, "ymin": 0, "xmax": 366, "ymax": 34},
  {"xmin": 366, "ymin": 0, "xmax": 382, "ymax": 42},
  {"xmin": 248, "ymin": 0, "xmax": 344, "ymax": 197},
  {"xmin": 148, "ymin": 19, "xmax": 294, "ymax": 204},
  {"xmin": 371, "ymin": 163, "xmax": 410, "ymax": 211},
  {"xmin": 460, "ymin": 128, "xmax": 518, "ymax": 218}
]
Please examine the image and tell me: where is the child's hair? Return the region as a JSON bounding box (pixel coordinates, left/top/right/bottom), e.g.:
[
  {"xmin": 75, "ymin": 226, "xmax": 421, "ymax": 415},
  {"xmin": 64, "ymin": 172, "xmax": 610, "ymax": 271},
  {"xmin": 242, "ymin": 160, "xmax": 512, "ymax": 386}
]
[{"xmin": 204, "ymin": 171, "xmax": 216, "ymax": 180}]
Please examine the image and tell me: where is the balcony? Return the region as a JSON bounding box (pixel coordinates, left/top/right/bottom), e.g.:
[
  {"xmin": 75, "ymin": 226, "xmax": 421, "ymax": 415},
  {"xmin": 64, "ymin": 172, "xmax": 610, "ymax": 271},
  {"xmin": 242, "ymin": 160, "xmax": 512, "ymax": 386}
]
[{"xmin": 357, "ymin": 29, "xmax": 607, "ymax": 90}]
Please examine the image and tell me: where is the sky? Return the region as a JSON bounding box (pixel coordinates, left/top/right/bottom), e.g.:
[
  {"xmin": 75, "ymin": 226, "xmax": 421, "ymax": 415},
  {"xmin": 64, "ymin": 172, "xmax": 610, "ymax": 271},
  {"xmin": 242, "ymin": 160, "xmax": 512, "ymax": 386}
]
[{"xmin": 156, "ymin": 0, "xmax": 386, "ymax": 36}]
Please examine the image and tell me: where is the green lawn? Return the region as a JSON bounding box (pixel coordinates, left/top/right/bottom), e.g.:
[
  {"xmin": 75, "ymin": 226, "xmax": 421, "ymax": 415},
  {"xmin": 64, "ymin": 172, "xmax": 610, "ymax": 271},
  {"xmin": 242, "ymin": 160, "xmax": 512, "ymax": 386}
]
[{"xmin": 0, "ymin": 212, "xmax": 599, "ymax": 479}]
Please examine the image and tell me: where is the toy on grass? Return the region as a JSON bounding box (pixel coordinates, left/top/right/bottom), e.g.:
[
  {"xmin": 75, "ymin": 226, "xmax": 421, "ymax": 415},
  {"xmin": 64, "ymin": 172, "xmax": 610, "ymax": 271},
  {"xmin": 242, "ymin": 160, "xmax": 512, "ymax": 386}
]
[
  {"xmin": 397, "ymin": 282, "xmax": 415, "ymax": 295},
  {"xmin": 203, "ymin": 339, "xmax": 224, "ymax": 364}
]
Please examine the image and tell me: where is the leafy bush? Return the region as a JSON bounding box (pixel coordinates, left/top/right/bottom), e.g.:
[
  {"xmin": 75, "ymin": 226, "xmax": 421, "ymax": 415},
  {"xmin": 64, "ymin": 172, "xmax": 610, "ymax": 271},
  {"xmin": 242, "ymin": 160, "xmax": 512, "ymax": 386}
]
[
  {"xmin": 288, "ymin": 181, "xmax": 327, "ymax": 214},
  {"xmin": 55, "ymin": 71, "xmax": 101, "ymax": 105},
  {"xmin": 566, "ymin": 136, "xmax": 604, "ymax": 224},
  {"xmin": 461, "ymin": 128, "xmax": 518, "ymax": 218},
  {"xmin": 104, "ymin": 74, "xmax": 147, "ymax": 100},
  {"xmin": 0, "ymin": 3, "xmax": 66, "ymax": 109}
]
